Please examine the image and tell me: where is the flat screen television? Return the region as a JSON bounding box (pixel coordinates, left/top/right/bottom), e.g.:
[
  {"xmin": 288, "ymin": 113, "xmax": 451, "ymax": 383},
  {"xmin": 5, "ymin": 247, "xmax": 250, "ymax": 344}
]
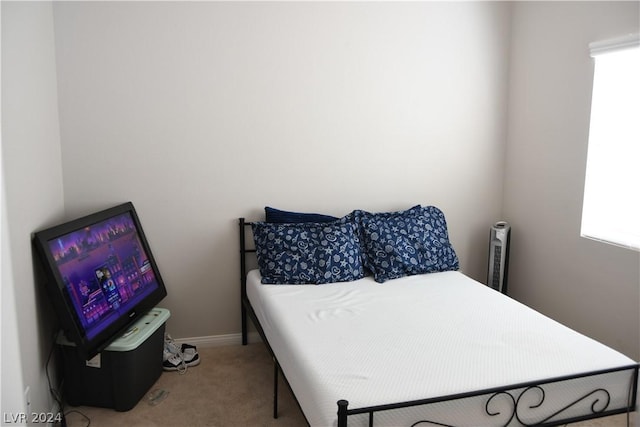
[{"xmin": 33, "ymin": 202, "xmax": 167, "ymax": 359}]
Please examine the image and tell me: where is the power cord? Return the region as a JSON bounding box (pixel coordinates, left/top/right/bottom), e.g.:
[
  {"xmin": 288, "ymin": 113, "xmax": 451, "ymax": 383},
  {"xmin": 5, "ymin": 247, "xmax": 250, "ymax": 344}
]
[
  {"xmin": 46, "ymin": 330, "xmax": 91, "ymax": 427},
  {"xmin": 46, "ymin": 330, "xmax": 66, "ymax": 426}
]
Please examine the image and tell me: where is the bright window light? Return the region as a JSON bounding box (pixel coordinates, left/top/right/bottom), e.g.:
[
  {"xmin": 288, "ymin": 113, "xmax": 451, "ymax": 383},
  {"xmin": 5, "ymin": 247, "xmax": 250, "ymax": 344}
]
[{"xmin": 581, "ymin": 34, "xmax": 640, "ymax": 251}]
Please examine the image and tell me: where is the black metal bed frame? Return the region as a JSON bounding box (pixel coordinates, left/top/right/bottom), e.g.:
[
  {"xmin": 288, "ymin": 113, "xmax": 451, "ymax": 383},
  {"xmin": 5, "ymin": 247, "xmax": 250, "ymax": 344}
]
[{"xmin": 239, "ymin": 217, "xmax": 639, "ymax": 427}]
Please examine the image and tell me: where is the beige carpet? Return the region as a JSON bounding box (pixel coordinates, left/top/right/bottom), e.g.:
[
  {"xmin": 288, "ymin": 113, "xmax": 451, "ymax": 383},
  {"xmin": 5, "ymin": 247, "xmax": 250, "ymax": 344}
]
[{"xmin": 64, "ymin": 343, "xmax": 635, "ymax": 427}]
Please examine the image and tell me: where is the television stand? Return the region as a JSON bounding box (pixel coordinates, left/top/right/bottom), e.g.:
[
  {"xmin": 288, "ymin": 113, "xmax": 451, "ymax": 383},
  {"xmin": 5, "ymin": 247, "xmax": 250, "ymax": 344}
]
[{"xmin": 59, "ymin": 308, "xmax": 170, "ymax": 411}]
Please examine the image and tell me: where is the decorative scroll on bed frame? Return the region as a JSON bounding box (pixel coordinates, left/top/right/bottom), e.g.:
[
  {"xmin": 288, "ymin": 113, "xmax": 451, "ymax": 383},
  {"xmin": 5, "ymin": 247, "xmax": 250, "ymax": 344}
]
[{"xmin": 239, "ymin": 217, "xmax": 639, "ymax": 427}]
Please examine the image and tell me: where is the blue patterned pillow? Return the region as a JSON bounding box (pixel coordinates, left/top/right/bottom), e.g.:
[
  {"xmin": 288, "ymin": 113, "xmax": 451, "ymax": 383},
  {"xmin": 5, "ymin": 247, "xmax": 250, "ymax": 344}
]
[
  {"xmin": 252, "ymin": 220, "xmax": 364, "ymax": 284},
  {"xmin": 356, "ymin": 206, "xmax": 459, "ymax": 283},
  {"xmin": 352, "ymin": 206, "xmax": 420, "ymax": 271},
  {"xmin": 265, "ymin": 207, "xmax": 339, "ymax": 224},
  {"xmin": 352, "ymin": 205, "xmax": 419, "ymax": 247}
]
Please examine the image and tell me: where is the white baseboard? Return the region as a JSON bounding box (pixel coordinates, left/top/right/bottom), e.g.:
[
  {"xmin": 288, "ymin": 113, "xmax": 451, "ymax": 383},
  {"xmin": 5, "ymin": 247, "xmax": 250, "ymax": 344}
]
[{"xmin": 172, "ymin": 332, "xmax": 262, "ymax": 348}]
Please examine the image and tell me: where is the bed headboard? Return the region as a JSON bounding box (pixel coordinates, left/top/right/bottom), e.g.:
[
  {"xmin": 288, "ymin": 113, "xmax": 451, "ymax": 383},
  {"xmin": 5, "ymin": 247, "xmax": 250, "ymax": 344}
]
[
  {"xmin": 239, "ymin": 217, "xmax": 256, "ymax": 345},
  {"xmin": 239, "ymin": 217, "xmax": 255, "ymax": 285}
]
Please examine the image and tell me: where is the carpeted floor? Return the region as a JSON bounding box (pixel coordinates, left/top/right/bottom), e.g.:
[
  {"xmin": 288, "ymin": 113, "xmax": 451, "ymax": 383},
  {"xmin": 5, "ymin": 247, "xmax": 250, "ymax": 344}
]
[
  {"xmin": 63, "ymin": 343, "xmax": 635, "ymax": 427},
  {"xmin": 64, "ymin": 343, "xmax": 305, "ymax": 427}
]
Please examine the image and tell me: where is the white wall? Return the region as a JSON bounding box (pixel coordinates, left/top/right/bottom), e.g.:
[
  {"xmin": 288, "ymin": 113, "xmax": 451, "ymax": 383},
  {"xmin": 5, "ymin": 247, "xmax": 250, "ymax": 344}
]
[
  {"xmin": 1, "ymin": 0, "xmax": 66, "ymax": 421},
  {"xmin": 505, "ymin": 1, "xmax": 640, "ymax": 359},
  {"xmin": 1, "ymin": 171, "xmax": 25, "ymax": 423},
  {"xmin": 52, "ymin": 2, "xmax": 512, "ymax": 339}
]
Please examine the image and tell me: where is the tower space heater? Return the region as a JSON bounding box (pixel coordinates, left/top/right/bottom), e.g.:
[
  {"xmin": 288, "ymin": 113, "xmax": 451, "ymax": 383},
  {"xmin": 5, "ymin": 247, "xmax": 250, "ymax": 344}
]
[{"xmin": 487, "ymin": 221, "xmax": 511, "ymax": 294}]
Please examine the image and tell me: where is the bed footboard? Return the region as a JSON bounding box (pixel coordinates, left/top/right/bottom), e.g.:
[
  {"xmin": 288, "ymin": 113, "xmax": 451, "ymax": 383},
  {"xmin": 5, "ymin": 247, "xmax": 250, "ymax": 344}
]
[{"xmin": 336, "ymin": 364, "xmax": 638, "ymax": 427}]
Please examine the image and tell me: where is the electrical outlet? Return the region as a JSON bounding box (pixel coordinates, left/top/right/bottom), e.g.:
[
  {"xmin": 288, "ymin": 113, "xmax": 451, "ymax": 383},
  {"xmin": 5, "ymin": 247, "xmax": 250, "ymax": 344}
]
[{"xmin": 24, "ymin": 386, "xmax": 31, "ymax": 414}]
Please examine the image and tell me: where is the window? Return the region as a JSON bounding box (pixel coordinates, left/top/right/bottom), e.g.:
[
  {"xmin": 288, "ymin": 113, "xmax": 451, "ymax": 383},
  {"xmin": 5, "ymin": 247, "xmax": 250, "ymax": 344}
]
[{"xmin": 581, "ymin": 34, "xmax": 640, "ymax": 251}]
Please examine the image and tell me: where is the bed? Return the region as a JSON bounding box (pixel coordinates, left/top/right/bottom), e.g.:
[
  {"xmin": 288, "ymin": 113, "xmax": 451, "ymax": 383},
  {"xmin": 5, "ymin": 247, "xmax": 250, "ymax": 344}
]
[{"xmin": 239, "ymin": 206, "xmax": 638, "ymax": 427}]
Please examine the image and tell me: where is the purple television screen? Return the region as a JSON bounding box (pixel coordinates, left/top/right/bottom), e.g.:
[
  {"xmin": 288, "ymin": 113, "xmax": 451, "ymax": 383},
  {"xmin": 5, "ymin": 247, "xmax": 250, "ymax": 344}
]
[{"xmin": 48, "ymin": 211, "xmax": 160, "ymax": 341}]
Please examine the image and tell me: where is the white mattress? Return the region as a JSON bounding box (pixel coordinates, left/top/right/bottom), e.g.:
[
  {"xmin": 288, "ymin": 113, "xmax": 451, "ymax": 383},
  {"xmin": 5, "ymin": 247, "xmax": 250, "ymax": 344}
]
[{"xmin": 247, "ymin": 269, "xmax": 637, "ymax": 427}]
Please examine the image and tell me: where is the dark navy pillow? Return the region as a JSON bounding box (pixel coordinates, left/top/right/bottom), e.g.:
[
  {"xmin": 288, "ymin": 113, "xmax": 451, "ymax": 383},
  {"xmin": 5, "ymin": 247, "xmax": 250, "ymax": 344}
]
[
  {"xmin": 252, "ymin": 220, "xmax": 364, "ymax": 284},
  {"xmin": 356, "ymin": 206, "xmax": 459, "ymax": 283},
  {"xmin": 265, "ymin": 207, "xmax": 338, "ymax": 224}
]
